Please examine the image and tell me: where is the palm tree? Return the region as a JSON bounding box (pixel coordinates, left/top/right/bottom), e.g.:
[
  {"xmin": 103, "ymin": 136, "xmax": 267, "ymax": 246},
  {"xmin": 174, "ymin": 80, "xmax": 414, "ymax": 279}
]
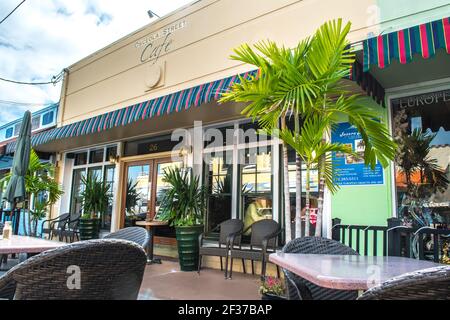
[
  {"xmin": 220, "ymin": 19, "xmax": 396, "ymax": 237},
  {"xmin": 1, "ymin": 149, "xmax": 63, "ymax": 236}
]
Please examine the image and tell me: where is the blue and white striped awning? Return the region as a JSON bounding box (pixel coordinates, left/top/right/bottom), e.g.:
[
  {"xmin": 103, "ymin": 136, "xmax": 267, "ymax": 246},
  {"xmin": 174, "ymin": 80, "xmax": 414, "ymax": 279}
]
[{"xmin": 6, "ymin": 71, "xmax": 258, "ymax": 154}]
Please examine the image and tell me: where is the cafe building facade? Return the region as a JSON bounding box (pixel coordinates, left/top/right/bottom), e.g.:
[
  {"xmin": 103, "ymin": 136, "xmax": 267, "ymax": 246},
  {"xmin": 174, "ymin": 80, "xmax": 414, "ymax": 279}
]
[{"xmin": 5, "ymin": 0, "xmax": 449, "ymax": 262}]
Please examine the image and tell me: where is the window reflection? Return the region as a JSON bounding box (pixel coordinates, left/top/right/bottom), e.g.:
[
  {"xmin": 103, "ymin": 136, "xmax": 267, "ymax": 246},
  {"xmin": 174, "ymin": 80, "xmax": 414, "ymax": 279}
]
[
  {"xmin": 204, "ymin": 152, "xmax": 233, "ymax": 233},
  {"xmin": 240, "ymin": 147, "xmax": 273, "ymax": 235}
]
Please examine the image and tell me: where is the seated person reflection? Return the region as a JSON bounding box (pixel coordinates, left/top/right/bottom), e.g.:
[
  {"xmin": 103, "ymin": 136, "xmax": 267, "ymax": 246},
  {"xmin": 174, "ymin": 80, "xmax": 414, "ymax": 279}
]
[{"xmin": 243, "ymin": 197, "xmax": 273, "ymax": 235}]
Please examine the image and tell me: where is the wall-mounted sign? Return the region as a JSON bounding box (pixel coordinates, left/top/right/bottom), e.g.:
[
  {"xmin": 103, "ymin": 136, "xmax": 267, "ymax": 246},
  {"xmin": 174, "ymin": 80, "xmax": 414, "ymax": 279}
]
[
  {"xmin": 331, "ymin": 122, "xmax": 384, "ymax": 186},
  {"xmin": 392, "ymin": 90, "xmax": 450, "ymax": 109},
  {"xmin": 135, "ymin": 20, "xmax": 187, "ymax": 65}
]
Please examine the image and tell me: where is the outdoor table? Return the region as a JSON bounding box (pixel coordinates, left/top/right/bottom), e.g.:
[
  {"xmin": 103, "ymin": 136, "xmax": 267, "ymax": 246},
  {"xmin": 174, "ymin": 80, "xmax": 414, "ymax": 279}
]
[
  {"xmin": 0, "ymin": 235, "xmax": 67, "ymax": 271},
  {"xmin": 136, "ymin": 220, "xmax": 169, "ymax": 265},
  {"xmin": 269, "ymin": 253, "xmax": 443, "ymax": 291},
  {"xmin": 0, "ymin": 235, "xmax": 66, "ymax": 255}
]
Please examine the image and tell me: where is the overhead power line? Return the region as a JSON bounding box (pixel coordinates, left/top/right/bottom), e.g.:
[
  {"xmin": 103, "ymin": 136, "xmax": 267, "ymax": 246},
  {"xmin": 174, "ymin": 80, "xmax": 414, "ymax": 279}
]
[
  {"xmin": 0, "ymin": 70, "xmax": 64, "ymax": 86},
  {"xmin": 0, "ymin": 0, "xmax": 26, "ymax": 25},
  {"xmin": 0, "ymin": 99, "xmax": 51, "ymax": 107}
]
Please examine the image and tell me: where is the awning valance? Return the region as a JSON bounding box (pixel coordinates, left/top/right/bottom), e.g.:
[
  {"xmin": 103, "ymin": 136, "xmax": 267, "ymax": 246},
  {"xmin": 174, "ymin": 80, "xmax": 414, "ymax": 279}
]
[{"xmin": 363, "ymin": 17, "xmax": 450, "ymax": 72}]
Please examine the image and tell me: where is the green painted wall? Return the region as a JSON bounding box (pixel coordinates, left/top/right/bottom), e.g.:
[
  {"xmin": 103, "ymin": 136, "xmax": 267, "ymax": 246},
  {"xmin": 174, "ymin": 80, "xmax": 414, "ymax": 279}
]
[{"xmin": 331, "ymin": 97, "xmax": 393, "ymax": 227}]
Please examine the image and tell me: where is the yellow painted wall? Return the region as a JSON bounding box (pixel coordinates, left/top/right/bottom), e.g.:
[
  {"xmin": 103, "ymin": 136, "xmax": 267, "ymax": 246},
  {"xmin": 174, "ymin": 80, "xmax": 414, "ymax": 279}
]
[{"xmin": 60, "ymin": 0, "xmax": 379, "ymax": 126}]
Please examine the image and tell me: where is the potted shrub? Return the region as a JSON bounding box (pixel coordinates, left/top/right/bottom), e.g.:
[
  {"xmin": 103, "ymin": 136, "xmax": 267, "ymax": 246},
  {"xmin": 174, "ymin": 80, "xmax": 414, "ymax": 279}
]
[
  {"xmin": 260, "ymin": 276, "xmax": 286, "ymax": 300},
  {"xmin": 158, "ymin": 167, "xmax": 206, "ymax": 271},
  {"xmin": 79, "ymin": 173, "xmax": 111, "ymax": 240}
]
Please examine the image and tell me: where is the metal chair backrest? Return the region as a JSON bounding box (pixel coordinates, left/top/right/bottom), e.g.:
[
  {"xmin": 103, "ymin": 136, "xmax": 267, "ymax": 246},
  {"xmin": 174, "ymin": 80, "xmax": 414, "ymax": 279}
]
[
  {"xmin": 218, "ymin": 219, "xmax": 244, "ymax": 246},
  {"xmin": 67, "ymin": 212, "xmax": 81, "ymax": 230},
  {"xmin": 2, "ymin": 239, "xmax": 147, "ymax": 300},
  {"xmin": 358, "ymin": 266, "xmax": 450, "ymax": 300},
  {"xmin": 104, "ymin": 227, "xmax": 149, "ymax": 248},
  {"xmin": 56, "ymin": 213, "xmax": 70, "ymax": 229},
  {"xmin": 250, "ymin": 219, "xmax": 280, "ymax": 248}
]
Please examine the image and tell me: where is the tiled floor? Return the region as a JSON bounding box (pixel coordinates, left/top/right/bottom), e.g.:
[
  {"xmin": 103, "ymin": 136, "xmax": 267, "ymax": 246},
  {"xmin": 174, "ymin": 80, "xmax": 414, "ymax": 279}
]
[{"xmin": 139, "ymin": 260, "xmax": 261, "ymax": 300}]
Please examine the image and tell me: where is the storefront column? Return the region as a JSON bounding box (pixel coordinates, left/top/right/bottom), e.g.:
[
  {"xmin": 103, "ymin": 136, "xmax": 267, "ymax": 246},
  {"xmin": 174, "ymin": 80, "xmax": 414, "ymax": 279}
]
[
  {"xmin": 111, "ymin": 142, "xmax": 123, "ymax": 232},
  {"xmin": 59, "ymin": 153, "xmax": 74, "ymax": 217}
]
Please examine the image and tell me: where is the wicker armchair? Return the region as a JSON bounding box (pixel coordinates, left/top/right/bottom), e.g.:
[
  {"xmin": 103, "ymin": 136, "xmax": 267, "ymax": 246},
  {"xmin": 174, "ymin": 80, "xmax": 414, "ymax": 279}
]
[
  {"xmin": 0, "ymin": 239, "xmax": 147, "ymax": 300},
  {"xmin": 104, "ymin": 227, "xmax": 149, "ymax": 249},
  {"xmin": 358, "ymin": 265, "xmax": 450, "ymax": 300},
  {"xmin": 40, "ymin": 213, "xmax": 70, "ymax": 240},
  {"xmin": 198, "ymin": 219, "xmax": 244, "ymax": 278},
  {"xmin": 228, "ymin": 219, "xmax": 281, "ymax": 280},
  {"xmin": 282, "ymin": 237, "xmax": 359, "ymax": 300}
]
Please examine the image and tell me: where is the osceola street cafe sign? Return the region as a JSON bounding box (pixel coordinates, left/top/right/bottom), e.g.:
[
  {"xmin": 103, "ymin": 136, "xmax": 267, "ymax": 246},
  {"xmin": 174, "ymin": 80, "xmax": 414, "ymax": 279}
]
[{"xmin": 135, "ymin": 19, "xmax": 187, "ymax": 65}]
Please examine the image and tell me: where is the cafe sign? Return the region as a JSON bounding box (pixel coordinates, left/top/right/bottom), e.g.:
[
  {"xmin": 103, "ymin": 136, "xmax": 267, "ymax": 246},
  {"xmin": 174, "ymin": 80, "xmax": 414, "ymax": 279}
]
[{"xmin": 135, "ymin": 20, "xmax": 187, "ymax": 65}]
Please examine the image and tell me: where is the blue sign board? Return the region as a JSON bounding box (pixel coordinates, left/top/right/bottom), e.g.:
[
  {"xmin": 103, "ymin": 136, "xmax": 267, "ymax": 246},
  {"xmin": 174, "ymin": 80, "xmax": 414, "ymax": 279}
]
[{"xmin": 331, "ymin": 122, "xmax": 384, "ymax": 186}]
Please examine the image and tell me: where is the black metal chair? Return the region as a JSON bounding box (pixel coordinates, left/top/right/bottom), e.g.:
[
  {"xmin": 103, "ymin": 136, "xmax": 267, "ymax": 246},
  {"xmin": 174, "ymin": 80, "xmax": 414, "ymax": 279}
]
[
  {"xmin": 0, "ymin": 239, "xmax": 147, "ymax": 300},
  {"xmin": 198, "ymin": 219, "xmax": 244, "ymax": 278},
  {"xmin": 57, "ymin": 212, "xmax": 81, "ymax": 243},
  {"xmin": 104, "ymin": 227, "xmax": 149, "ymax": 249},
  {"xmin": 358, "ymin": 265, "xmax": 450, "ymax": 300},
  {"xmin": 228, "ymin": 219, "xmax": 281, "ymax": 279},
  {"xmin": 282, "ymin": 237, "xmax": 359, "ymax": 300},
  {"xmin": 40, "ymin": 213, "xmax": 70, "ymax": 240}
]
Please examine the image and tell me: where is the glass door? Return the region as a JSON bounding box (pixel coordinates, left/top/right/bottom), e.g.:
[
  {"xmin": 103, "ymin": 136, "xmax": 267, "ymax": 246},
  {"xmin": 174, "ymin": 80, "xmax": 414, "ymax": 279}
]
[
  {"xmin": 123, "ymin": 161, "xmax": 152, "ymax": 227},
  {"xmin": 122, "ymin": 158, "xmax": 183, "ymax": 228},
  {"xmin": 152, "ymin": 159, "xmax": 183, "ymax": 220}
]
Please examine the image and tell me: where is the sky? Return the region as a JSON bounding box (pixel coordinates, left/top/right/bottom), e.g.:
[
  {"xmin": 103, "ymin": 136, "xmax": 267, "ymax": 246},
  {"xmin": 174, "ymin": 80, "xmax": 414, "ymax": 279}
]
[{"xmin": 0, "ymin": 0, "xmax": 194, "ymax": 126}]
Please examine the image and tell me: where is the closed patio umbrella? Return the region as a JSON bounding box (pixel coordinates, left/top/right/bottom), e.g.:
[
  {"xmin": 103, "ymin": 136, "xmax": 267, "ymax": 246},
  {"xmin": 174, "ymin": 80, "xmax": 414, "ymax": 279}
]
[{"xmin": 3, "ymin": 111, "xmax": 32, "ymax": 232}]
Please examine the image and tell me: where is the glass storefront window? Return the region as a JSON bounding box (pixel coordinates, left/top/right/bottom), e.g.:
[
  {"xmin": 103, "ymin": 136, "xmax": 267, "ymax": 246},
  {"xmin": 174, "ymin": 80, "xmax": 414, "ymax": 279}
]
[
  {"xmin": 70, "ymin": 169, "xmax": 86, "ymax": 215},
  {"xmin": 125, "ymin": 164, "xmax": 150, "ymax": 223},
  {"xmin": 392, "ymin": 90, "xmax": 450, "ymax": 228},
  {"xmin": 69, "ymin": 146, "xmax": 117, "ymax": 230},
  {"xmin": 74, "ymin": 152, "xmax": 88, "ymax": 166},
  {"xmin": 239, "ymin": 147, "xmax": 273, "ymax": 235},
  {"xmin": 89, "ymin": 149, "xmax": 104, "ymax": 164},
  {"xmin": 102, "ymin": 165, "xmax": 115, "ymax": 229},
  {"xmin": 204, "ymin": 152, "xmax": 233, "ymax": 233}
]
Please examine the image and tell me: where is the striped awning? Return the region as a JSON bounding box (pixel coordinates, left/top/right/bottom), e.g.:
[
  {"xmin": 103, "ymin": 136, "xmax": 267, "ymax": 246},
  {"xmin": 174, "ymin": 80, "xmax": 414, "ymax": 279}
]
[
  {"xmin": 6, "ymin": 71, "xmax": 257, "ymax": 154},
  {"xmin": 5, "ymin": 57, "xmax": 388, "ymax": 155},
  {"xmin": 363, "ymin": 17, "xmax": 450, "ymax": 72}
]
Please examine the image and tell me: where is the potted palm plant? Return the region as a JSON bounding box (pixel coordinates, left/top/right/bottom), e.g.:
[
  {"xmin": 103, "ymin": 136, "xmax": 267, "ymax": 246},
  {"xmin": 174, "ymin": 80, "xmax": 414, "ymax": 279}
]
[
  {"xmin": 79, "ymin": 173, "xmax": 111, "ymax": 240},
  {"xmin": 158, "ymin": 167, "xmax": 206, "ymax": 271}
]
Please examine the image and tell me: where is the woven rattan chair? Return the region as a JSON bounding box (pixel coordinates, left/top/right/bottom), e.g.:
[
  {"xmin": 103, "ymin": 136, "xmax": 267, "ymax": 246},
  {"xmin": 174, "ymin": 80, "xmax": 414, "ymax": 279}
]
[
  {"xmin": 0, "ymin": 239, "xmax": 147, "ymax": 300},
  {"xmin": 282, "ymin": 237, "xmax": 359, "ymax": 300},
  {"xmin": 40, "ymin": 212, "xmax": 70, "ymax": 240},
  {"xmin": 198, "ymin": 219, "xmax": 244, "ymax": 278},
  {"xmin": 358, "ymin": 265, "xmax": 450, "ymax": 300},
  {"xmin": 104, "ymin": 227, "xmax": 149, "ymax": 249},
  {"xmin": 228, "ymin": 219, "xmax": 281, "ymax": 280}
]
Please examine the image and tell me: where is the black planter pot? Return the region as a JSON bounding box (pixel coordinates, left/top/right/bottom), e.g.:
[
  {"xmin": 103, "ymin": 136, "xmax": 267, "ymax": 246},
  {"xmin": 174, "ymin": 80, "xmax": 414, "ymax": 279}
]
[
  {"xmin": 261, "ymin": 293, "xmax": 287, "ymax": 301},
  {"xmin": 79, "ymin": 218, "xmax": 100, "ymax": 240},
  {"xmin": 175, "ymin": 225, "xmax": 204, "ymax": 272}
]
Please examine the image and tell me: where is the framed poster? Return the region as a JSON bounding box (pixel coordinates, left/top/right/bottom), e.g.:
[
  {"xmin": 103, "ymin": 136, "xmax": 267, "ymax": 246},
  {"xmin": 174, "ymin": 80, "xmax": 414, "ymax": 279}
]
[{"xmin": 331, "ymin": 122, "xmax": 384, "ymax": 186}]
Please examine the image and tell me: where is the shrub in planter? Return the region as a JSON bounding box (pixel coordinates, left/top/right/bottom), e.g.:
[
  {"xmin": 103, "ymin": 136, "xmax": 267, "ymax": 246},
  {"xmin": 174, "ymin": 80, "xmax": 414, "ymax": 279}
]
[
  {"xmin": 79, "ymin": 173, "xmax": 111, "ymax": 240},
  {"xmin": 158, "ymin": 167, "xmax": 206, "ymax": 271}
]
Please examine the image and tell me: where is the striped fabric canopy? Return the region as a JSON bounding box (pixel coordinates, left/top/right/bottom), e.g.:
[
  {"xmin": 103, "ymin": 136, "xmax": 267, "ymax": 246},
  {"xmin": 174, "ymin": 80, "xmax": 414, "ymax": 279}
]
[
  {"xmin": 6, "ymin": 71, "xmax": 257, "ymax": 154},
  {"xmin": 363, "ymin": 17, "xmax": 450, "ymax": 72}
]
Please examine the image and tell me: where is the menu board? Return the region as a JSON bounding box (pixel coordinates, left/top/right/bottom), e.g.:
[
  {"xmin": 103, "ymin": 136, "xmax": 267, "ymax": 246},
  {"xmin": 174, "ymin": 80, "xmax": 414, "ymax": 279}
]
[{"xmin": 331, "ymin": 122, "xmax": 384, "ymax": 186}]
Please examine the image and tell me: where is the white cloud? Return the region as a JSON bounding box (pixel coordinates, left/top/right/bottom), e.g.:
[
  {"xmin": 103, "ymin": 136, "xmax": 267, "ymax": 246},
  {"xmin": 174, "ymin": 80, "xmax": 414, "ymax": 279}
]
[{"xmin": 0, "ymin": 0, "xmax": 194, "ymax": 125}]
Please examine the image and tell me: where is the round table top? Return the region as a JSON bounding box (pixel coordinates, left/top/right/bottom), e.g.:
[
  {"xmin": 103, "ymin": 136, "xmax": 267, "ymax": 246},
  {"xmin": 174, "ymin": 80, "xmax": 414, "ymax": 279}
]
[{"xmin": 135, "ymin": 220, "xmax": 169, "ymax": 227}]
